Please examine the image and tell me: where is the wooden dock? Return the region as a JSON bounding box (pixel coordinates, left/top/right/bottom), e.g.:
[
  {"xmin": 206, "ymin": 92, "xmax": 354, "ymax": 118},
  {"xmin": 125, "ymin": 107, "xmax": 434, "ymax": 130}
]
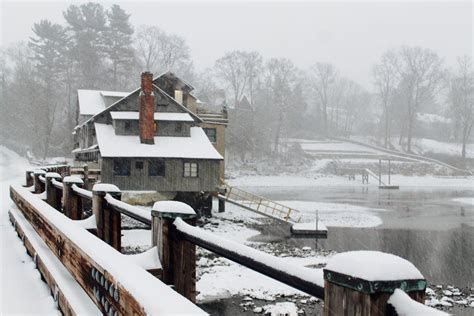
[{"xmin": 218, "ymin": 183, "xmax": 328, "ymax": 238}]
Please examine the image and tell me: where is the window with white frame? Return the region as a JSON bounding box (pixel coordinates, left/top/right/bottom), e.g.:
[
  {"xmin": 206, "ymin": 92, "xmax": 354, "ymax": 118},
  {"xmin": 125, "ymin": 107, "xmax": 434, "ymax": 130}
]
[{"xmin": 183, "ymin": 162, "xmax": 198, "ymax": 178}]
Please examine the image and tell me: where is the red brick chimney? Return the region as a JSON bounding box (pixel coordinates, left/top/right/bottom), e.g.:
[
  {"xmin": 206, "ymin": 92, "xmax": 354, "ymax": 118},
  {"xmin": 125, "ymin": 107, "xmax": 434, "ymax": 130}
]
[{"xmin": 139, "ymin": 72, "xmax": 155, "ymax": 144}]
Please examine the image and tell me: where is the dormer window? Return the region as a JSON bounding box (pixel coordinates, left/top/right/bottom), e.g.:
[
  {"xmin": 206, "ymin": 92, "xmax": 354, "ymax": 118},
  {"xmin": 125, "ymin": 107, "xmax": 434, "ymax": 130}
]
[
  {"xmin": 124, "ymin": 121, "xmax": 131, "ymax": 131},
  {"xmin": 175, "ymin": 123, "xmax": 182, "ymax": 133}
]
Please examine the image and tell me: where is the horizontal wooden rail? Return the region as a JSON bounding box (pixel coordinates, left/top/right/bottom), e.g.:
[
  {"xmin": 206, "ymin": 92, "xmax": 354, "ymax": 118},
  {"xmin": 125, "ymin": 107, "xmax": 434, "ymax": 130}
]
[
  {"xmin": 9, "ymin": 208, "xmax": 101, "ymax": 315},
  {"xmin": 70, "ymin": 168, "xmax": 101, "ymax": 175},
  {"xmin": 10, "ymin": 184, "xmax": 206, "ymax": 315},
  {"xmin": 173, "ymin": 217, "xmax": 325, "ymax": 299},
  {"xmin": 72, "ymin": 184, "xmax": 93, "ymax": 199},
  {"xmin": 105, "ymin": 194, "xmax": 152, "ymax": 226},
  {"xmin": 52, "ymin": 179, "xmax": 63, "ymax": 190}
]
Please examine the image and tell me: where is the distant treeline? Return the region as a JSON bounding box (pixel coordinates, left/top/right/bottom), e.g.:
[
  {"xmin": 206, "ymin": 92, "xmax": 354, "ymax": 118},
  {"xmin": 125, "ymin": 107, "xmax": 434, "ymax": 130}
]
[{"xmin": 0, "ymin": 2, "xmax": 471, "ymax": 161}]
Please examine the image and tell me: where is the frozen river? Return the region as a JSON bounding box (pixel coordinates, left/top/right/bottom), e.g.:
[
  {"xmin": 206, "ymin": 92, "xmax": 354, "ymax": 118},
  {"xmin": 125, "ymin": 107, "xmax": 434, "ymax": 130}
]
[{"xmin": 245, "ymin": 185, "xmax": 474, "ymax": 288}]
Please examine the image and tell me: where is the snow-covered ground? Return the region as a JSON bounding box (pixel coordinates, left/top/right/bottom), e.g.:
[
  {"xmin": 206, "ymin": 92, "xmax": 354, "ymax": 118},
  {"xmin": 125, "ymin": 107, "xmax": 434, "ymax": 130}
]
[
  {"xmin": 409, "ymin": 138, "xmax": 473, "ymax": 159},
  {"xmin": 195, "ymin": 203, "xmax": 329, "ymax": 305},
  {"xmin": 452, "ymin": 198, "xmax": 474, "ymax": 206},
  {"xmin": 229, "ymin": 174, "xmax": 474, "ymax": 189},
  {"xmin": 0, "ymin": 146, "xmax": 60, "ymax": 315},
  {"xmin": 377, "ymin": 136, "xmax": 474, "ymax": 159}
]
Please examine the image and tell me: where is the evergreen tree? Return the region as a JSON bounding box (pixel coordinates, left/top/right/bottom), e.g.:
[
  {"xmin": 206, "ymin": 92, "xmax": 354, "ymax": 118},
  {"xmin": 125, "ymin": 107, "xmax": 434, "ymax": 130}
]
[
  {"xmin": 29, "ymin": 20, "xmax": 68, "ymax": 158},
  {"xmin": 105, "ymin": 4, "xmax": 134, "ymax": 90},
  {"xmin": 63, "ymin": 2, "xmax": 107, "ymax": 89}
]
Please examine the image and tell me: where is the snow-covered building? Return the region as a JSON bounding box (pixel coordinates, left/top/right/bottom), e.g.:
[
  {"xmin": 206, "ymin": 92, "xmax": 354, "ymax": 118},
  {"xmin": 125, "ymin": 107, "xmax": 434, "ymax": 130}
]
[{"xmin": 72, "ymin": 72, "xmax": 227, "ymax": 201}]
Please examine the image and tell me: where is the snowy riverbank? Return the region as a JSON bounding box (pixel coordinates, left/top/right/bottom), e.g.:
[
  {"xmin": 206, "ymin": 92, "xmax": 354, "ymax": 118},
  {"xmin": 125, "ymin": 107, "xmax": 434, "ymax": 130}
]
[
  {"xmin": 229, "ymin": 174, "xmax": 474, "ymax": 189},
  {"xmin": 0, "ymin": 146, "xmax": 60, "ymax": 315}
]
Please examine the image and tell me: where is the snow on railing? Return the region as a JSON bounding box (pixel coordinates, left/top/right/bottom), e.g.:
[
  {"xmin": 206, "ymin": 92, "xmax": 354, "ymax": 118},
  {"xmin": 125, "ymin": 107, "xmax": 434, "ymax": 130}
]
[
  {"xmin": 51, "ymin": 179, "xmax": 63, "ymax": 190},
  {"xmin": 9, "ymin": 184, "xmax": 206, "ymax": 316},
  {"xmin": 173, "ymin": 217, "xmax": 325, "ymax": 298},
  {"xmin": 71, "ymin": 184, "xmax": 93, "ymax": 199},
  {"xmin": 388, "ymin": 289, "xmax": 449, "ymax": 316},
  {"xmin": 104, "ymin": 194, "xmax": 152, "ymax": 225}
]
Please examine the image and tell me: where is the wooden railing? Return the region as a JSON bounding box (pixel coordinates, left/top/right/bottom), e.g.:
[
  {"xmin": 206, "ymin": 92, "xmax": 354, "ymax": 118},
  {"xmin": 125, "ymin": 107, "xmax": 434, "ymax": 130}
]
[{"xmin": 10, "ymin": 166, "xmax": 445, "ymax": 316}]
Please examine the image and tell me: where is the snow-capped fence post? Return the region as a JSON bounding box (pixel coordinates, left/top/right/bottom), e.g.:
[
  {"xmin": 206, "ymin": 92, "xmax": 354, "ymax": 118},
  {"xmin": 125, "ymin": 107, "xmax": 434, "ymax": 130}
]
[
  {"xmin": 63, "ymin": 176, "xmax": 84, "ymax": 220},
  {"xmin": 323, "ymin": 251, "xmax": 427, "ymax": 316},
  {"xmin": 151, "ymin": 201, "xmax": 197, "ymax": 303},
  {"xmin": 33, "ymin": 169, "xmax": 46, "ymax": 193},
  {"xmin": 25, "ymin": 170, "xmax": 33, "ymax": 187},
  {"xmin": 45, "ymin": 172, "xmax": 62, "ymax": 211},
  {"xmin": 92, "ymin": 184, "xmax": 122, "ymax": 251}
]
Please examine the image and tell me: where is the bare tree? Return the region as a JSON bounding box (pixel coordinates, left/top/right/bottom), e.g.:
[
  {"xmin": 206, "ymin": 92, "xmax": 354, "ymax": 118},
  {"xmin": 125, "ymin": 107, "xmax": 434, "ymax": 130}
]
[
  {"xmin": 310, "ymin": 62, "xmax": 337, "ymax": 135},
  {"xmin": 214, "ymin": 51, "xmax": 262, "ymax": 107},
  {"xmin": 244, "ymin": 51, "xmax": 263, "ymax": 105},
  {"xmin": 264, "ymin": 58, "xmax": 298, "ymax": 153},
  {"xmin": 449, "ymin": 55, "xmax": 473, "ymax": 159},
  {"xmin": 134, "ymin": 25, "xmax": 191, "ymax": 75},
  {"xmin": 373, "ymin": 50, "xmax": 399, "ymax": 147},
  {"xmin": 396, "ymin": 46, "xmax": 445, "ymax": 152},
  {"xmin": 339, "ymin": 79, "xmax": 371, "ymax": 136}
]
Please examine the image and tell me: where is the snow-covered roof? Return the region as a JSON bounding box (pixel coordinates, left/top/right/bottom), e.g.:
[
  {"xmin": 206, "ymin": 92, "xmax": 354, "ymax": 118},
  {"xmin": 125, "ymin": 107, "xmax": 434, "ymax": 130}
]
[
  {"xmin": 95, "ymin": 123, "xmax": 223, "ymax": 159},
  {"xmin": 77, "ymin": 90, "xmax": 128, "ymax": 116},
  {"xmin": 78, "ymin": 83, "xmax": 202, "ymax": 128},
  {"xmin": 110, "ymin": 111, "xmax": 194, "ymax": 122},
  {"xmin": 101, "ymin": 91, "xmax": 129, "ymax": 98}
]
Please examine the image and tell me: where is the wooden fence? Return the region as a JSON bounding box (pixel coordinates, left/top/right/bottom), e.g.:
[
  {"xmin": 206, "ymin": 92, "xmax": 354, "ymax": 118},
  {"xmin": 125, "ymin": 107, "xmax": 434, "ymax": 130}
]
[{"xmin": 8, "ymin": 165, "xmax": 444, "ymax": 316}]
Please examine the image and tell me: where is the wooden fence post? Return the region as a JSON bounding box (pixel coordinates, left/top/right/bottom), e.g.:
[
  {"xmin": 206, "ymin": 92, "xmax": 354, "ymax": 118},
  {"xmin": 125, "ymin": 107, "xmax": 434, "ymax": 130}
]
[
  {"xmin": 218, "ymin": 198, "xmax": 226, "ymax": 213},
  {"xmin": 151, "ymin": 201, "xmax": 197, "ymax": 302},
  {"xmin": 25, "ymin": 170, "xmax": 33, "ymax": 187},
  {"xmin": 323, "ymin": 251, "xmax": 427, "ymax": 316},
  {"xmin": 83, "ymin": 164, "xmax": 89, "ymax": 190},
  {"xmin": 92, "ymin": 184, "xmax": 121, "ymax": 251},
  {"xmin": 45, "ymin": 172, "xmax": 62, "ymax": 211},
  {"xmin": 33, "ymin": 169, "xmax": 46, "ymax": 193},
  {"xmin": 63, "ymin": 176, "xmax": 84, "ymax": 220}
]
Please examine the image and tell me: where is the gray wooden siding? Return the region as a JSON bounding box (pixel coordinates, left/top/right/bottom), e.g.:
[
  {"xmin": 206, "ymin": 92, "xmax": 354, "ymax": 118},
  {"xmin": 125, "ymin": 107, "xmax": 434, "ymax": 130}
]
[
  {"xmin": 101, "ymin": 158, "xmax": 219, "ymax": 192},
  {"xmin": 113, "ymin": 120, "xmax": 191, "ymax": 137}
]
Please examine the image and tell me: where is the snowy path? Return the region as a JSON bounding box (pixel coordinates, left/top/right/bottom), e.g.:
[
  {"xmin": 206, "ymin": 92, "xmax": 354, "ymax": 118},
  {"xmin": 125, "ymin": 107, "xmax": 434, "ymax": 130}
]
[{"xmin": 0, "ymin": 146, "xmax": 59, "ymax": 315}]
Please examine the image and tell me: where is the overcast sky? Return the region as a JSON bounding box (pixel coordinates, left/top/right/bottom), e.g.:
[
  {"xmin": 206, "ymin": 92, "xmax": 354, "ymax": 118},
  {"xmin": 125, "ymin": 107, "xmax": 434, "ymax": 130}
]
[{"xmin": 1, "ymin": 0, "xmax": 472, "ymax": 88}]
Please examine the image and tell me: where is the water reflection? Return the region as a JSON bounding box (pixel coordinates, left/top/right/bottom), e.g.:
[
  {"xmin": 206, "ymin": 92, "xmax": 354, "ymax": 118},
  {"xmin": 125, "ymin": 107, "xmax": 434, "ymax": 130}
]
[
  {"xmin": 244, "ymin": 185, "xmax": 474, "ymax": 287},
  {"xmin": 311, "ymin": 225, "xmax": 474, "ymax": 287}
]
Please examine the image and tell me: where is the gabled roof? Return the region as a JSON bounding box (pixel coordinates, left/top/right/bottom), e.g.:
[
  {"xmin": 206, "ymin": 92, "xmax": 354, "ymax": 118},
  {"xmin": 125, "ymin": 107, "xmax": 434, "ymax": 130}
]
[
  {"xmin": 155, "ymin": 71, "xmax": 194, "ymax": 92},
  {"xmin": 95, "ymin": 123, "xmax": 222, "ymax": 159},
  {"xmin": 238, "ymin": 96, "xmax": 253, "ymax": 111},
  {"xmin": 78, "ymin": 81, "xmax": 202, "ymax": 128}
]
